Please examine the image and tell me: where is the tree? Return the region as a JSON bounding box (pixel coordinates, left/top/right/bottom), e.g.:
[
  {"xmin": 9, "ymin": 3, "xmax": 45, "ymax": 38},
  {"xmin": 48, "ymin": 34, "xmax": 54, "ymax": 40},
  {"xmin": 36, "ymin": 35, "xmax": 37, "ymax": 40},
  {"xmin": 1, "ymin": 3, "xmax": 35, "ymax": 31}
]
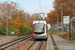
[
  {"xmin": 47, "ymin": 10, "xmax": 57, "ymax": 24},
  {"xmin": 31, "ymin": 13, "xmax": 41, "ymax": 21},
  {"xmin": 0, "ymin": 1, "xmax": 33, "ymax": 27},
  {"xmin": 47, "ymin": 0, "xmax": 75, "ymax": 25},
  {"xmin": 19, "ymin": 23, "xmax": 32, "ymax": 35},
  {"xmin": 25, "ymin": 21, "xmax": 31, "ymax": 27},
  {"xmin": 53, "ymin": 0, "xmax": 75, "ymax": 18},
  {"xmin": 44, "ymin": 17, "xmax": 49, "ymax": 23},
  {"xmin": 11, "ymin": 18, "xmax": 22, "ymax": 28},
  {"xmin": 0, "ymin": 1, "xmax": 19, "ymax": 26}
]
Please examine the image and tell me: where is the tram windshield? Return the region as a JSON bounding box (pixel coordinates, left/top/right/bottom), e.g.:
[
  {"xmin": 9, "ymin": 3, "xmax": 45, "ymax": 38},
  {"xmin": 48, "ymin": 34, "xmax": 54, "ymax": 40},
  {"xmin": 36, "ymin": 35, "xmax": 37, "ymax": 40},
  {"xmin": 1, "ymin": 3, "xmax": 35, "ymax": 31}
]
[{"xmin": 33, "ymin": 23, "xmax": 45, "ymax": 33}]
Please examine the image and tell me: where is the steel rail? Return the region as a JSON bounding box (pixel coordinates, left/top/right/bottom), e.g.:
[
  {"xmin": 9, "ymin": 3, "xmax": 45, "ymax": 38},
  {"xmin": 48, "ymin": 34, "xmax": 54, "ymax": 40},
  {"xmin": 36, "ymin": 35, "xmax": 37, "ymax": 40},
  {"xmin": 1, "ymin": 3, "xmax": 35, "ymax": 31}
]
[
  {"xmin": 26, "ymin": 41, "xmax": 36, "ymax": 50},
  {"xmin": 0, "ymin": 35, "xmax": 32, "ymax": 50},
  {"xmin": 26, "ymin": 41, "xmax": 43, "ymax": 50},
  {"xmin": 0, "ymin": 35, "xmax": 31, "ymax": 46},
  {"xmin": 37, "ymin": 41, "xmax": 43, "ymax": 50}
]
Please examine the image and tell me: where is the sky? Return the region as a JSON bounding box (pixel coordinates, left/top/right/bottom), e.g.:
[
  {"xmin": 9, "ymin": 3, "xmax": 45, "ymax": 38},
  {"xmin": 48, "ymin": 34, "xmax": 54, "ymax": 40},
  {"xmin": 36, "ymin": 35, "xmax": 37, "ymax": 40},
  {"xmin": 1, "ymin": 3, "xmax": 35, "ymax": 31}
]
[{"xmin": 1, "ymin": 0, "xmax": 54, "ymax": 17}]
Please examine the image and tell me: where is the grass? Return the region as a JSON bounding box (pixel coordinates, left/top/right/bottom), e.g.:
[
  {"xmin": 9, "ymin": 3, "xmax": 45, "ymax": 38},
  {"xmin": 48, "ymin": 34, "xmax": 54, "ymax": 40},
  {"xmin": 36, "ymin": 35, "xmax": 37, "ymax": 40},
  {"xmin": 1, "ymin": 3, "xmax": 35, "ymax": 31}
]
[
  {"xmin": 49, "ymin": 30, "xmax": 61, "ymax": 34},
  {"xmin": 71, "ymin": 32, "xmax": 75, "ymax": 41},
  {"xmin": 0, "ymin": 34, "xmax": 6, "ymax": 37},
  {"xmin": 59, "ymin": 31, "xmax": 75, "ymax": 41},
  {"xmin": 0, "ymin": 34, "xmax": 17, "ymax": 38}
]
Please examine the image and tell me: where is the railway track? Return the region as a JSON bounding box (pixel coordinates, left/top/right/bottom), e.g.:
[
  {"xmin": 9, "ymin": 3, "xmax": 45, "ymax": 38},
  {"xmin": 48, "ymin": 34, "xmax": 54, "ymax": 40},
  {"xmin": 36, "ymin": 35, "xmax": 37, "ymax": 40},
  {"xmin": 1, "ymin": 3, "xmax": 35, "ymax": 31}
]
[
  {"xmin": 26, "ymin": 41, "xmax": 43, "ymax": 50},
  {"xmin": 0, "ymin": 35, "xmax": 32, "ymax": 50}
]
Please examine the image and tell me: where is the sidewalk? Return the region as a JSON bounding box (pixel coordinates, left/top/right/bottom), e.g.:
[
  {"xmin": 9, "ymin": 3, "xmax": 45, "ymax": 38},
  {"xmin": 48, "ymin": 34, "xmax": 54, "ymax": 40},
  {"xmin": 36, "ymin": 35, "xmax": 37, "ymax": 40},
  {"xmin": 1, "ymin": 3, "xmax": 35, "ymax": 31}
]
[{"xmin": 52, "ymin": 34, "xmax": 75, "ymax": 50}]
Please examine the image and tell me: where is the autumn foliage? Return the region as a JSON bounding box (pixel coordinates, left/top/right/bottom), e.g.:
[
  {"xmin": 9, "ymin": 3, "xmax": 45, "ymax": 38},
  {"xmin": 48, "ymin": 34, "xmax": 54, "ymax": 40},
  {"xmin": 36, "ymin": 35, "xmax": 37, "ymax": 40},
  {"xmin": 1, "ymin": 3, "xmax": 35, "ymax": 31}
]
[
  {"xmin": 25, "ymin": 21, "xmax": 31, "ymax": 27},
  {"xmin": 47, "ymin": 0, "xmax": 75, "ymax": 25},
  {"xmin": 0, "ymin": 1, "xmax": 32, "ymax": 35},
  {"xmin": 47, "ymin": 10, "xmax": 57, "ymax": 24},
  {"xmin": 11, "ymin": 18, "xmax": 22, "ymax": 28}
]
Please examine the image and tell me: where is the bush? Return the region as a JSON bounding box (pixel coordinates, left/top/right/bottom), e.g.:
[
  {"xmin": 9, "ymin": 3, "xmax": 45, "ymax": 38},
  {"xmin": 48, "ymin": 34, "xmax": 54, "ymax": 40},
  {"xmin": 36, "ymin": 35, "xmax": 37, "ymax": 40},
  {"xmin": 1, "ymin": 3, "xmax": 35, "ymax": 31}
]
[
  {"xmin": 8, "ymin": 26, "xmax": 20, "ymax": 36},
  {"xmin": 0, "ymin": 23, "xmax": 32, "ymax": 36},
  {"xmin": 0, "ymin": 26, "xmax": 20, "ymax": 36},
  {"xmin": 19, "ymin": 23, "xmax": 32, "ymax": 35},
  {"xmin": 27, "ymin": 27, "xmax": 32, "ymax": 34},
  {"xmin": 0, "ymin": 26, "xmax": 6, "ymax": 35}
]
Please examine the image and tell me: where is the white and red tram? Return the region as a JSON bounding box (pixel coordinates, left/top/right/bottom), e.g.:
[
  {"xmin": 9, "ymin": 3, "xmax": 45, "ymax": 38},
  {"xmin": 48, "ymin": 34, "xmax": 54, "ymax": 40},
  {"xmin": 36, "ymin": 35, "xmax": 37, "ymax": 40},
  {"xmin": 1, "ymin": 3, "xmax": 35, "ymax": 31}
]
[{"xmin": 32, "ymin": 20, "xmax": 48, "ymax": 40}]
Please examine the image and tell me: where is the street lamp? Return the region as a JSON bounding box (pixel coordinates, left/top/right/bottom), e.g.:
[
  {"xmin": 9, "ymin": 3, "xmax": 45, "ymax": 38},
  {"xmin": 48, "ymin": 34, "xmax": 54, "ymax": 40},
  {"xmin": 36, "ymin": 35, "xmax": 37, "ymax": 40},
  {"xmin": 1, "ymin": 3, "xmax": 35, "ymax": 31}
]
[
  {"xmin": 59, "ymin": 7, "xmax": 63, "ymax": 37},
  {"xmin": 6, "ymin": 13, "xmax": 8, "ymax": 36},
  {"xmin": 6, "ymin": 0, "xmax": 10, "ymax": 36},
  {"xmin": 56, "ymin": 13, "xmax": 59, "ymax": 35}
]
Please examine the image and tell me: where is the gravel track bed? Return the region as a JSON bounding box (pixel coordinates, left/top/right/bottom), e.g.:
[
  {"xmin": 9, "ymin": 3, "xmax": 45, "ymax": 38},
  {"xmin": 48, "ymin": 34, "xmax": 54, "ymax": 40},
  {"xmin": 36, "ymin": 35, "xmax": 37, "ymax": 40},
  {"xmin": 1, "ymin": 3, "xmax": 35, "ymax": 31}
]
[
  {"xmin": 29, "ymin": 41, "xmax": 43, "ymax": 50},
  {"xmin": 40, "ymin": 41, "xmax": 46, "ymax": 50},
  {"xmin": 12, "ymin": 38, "xmax": 33, "ymax": 50},
  {"xmin": 0, "ymin": 35, "xmax": 32, "ymax": 50},
  {"xmin": 12, "ymin": 39, "xmax": 47, "ymax": 50}
]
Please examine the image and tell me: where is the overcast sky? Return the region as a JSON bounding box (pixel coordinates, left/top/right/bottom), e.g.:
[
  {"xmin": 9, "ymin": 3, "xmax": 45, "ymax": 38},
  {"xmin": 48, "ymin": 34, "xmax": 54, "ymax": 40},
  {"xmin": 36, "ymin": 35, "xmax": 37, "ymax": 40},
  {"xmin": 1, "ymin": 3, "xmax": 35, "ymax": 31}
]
[{"xmin": 1, "ymin": 0, "xmax": 54, "ymax": 17}]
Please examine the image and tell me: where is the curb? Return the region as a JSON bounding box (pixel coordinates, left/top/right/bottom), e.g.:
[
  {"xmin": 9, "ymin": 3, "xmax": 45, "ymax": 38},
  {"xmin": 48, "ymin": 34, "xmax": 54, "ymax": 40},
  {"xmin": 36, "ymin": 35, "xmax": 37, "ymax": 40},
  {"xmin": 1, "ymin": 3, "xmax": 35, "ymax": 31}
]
[{"xmin": 46, "ymin": 31, "xmax": 54, "ymax": 50}]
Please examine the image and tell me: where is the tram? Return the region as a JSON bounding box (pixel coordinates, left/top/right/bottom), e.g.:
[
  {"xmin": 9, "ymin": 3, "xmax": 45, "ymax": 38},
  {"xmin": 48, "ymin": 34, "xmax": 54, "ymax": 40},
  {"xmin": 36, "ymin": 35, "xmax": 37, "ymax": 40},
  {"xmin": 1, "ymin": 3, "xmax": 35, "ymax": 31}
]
[{"xmin": 32, "ymin": 20, "xmax": 48, "ymax": 40}]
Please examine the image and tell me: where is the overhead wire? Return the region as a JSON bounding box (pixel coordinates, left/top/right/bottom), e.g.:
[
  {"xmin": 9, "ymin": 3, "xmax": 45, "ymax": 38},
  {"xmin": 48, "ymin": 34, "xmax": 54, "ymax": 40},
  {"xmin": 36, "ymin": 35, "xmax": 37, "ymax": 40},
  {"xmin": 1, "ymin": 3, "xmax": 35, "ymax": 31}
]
[
  {"xmin": 16, "ymin": 0, "xmax": 28, "ymax": 12},
  {"xmin": 38, "ymin": 0, "xmax": 43, "ymax": 12}
]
